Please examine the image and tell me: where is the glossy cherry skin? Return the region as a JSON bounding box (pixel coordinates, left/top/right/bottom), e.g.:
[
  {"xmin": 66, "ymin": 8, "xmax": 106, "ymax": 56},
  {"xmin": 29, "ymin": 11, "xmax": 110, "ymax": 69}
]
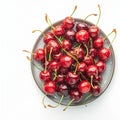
[
  {"xmin": 83, "ymin": 55, "xmax": 94, "ymax": 65},
  {"xmin": 93, "ymin": 37, "xmax": 104, "ymax": 49},
  {"xmin": 63, "ymin": 17, "xmax": 74, "ymax": 29},
  {"xmin": 44, "ymin": 81, "xmax": 56, "ymax": 95},
  {"xmin": 57, "ymin": 83, "xmax": 69, "ymax": 97},
  {"xmin": 56, "ymin": 74, "xmax": 64, "ymax": 84},
  {"xmin": 39, "ymin": 70, "xmax": 51, "ymax": 82},
  {"xmin": 33, "ymin": 48, "xmax": 45, "ymax": 62},
  {"xmin": 65, "ymin": 29, "xmax": 76, "ymax": 40},
  {"xmin": 89, "ymin": 48, "xmax": 97, "ymax": 58},
  {"xmin": 86, "ymin": 65, "xmax": 98, "ymax": 78},
  {"xmin": 48, "ymin": 61, "xmax": 60, "ymax": 71},
  {"xmin": 76, "ymin": 30, "xmax": 89, "ymax": 44},
  {"xmin": 66, "ymin": 72, "xmax": 80, "ymax": 85},
  {"xmin": 70, "ymin": 90, "xmax": 82, "ymax": 102},
  {"xmin": 59, "ymin": 67, "xmax": 69, "ymax": 75},
  {"xmin": 96, "ymin": 61, "xmax": 106, "ymax": 73},
  {"xmin": 52, "ymin": 52, "xmax": 62, "ymax": 61},
  {"xmin": 78, "ymin": 80, "xmax": 91, "ymax": 93},
  {"xmin": 98, "ymin": 48, "xmax": 111, "ymax": 61},
  {"xmin": 73, "ymin": 47, "xmax": 85, "ymax": 60},
  {"xmin": 53, "ymin": 25, "xmax": 65, "ymax": 36},
  {"xmin": 94, "ymin": 75, "xmax": 102, "ymax": 83},
  {"xmin": 61, "ymin": 39, "xmax": 72, "ymax": 51},
  {"xmin": 77, "ymin": 62, "xmax": 87, "ymax": 73},
  {"xmin": 91, "ymin": 85, "xmax": 101, "ymax": 96},
  {"xmin": 89, "ymin": 26, "xmax": 99, "ymax": 39},
  {"xmin": 76, "ymin": 22, "xmax": 89, "ymax": 31},
  {"xmin": 43, "ymin": 32, "xmax": 55, "ymax": 44},
  {"xmin": 60, "ymin": 55, "xmax": 72, "ymax": 68},
  {"xmin": 47, "ymin": 39, "xmax": 60, "ymax": 53}
]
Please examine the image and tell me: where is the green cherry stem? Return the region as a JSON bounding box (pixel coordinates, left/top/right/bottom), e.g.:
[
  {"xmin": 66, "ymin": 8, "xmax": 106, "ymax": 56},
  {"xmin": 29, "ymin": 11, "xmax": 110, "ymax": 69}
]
[
  {"xmin": 42, "ymin": 94, "xmax": 47, "ymax": 108},
  {"xmin": 84, "ymin": 93, "xmax": 92, "ymax": 107},
  {"xmin": 90, "ymin": 75, "xmax": 94, "ymax": 88},
  {"xmin": 32, "ymin": 29, "xmax": 45, "ymax": 37},
  {"xmin": 44, "ymin": 46, "xmax": 47, "ymax": 71},
  {"xmin": 48, "ymin": 47, "xmax": 53, "ymax": 61},
  {"xmin": 84, "ymin": 14, "xmax": 97, "ymax": 21},
  {"xmin": 23, "ymin": 50, "xmax": 35, "ymax": 55},
  {"xmin": 84, "ymin": 44, "xmax": 89, "ymax": 57},
  {"xmin": 96, "ymin": 4, "xmax": 101, "ymax": 26},
  {"xmin": 89, "ymin": 38, "xmax": 93, "ymax": 48},
  {"xmin": 53, "ymin": 69, "xmax": 57, "ymax": 80},
  {"xmin": 70, "ymin": 5, "xmax": 77, "ymax": 17}
]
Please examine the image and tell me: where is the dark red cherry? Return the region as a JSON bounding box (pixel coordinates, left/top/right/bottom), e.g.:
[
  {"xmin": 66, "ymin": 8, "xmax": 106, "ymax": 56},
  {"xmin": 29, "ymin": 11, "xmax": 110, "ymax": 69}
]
[
  {"xmin": 89, "ymin": 26, "xmax": 99, "ymax": 39},
  {"xmin": 86, "ymin": 65, "xmax": 98, "ymax": 78},
  {"xmin": 44, "ymin": 81, "xmax": 56, "ymax": 95},
  {"xmin": 77, "ymin": 62, "xmax": 87, "ymax": 73},
  {"xmin": 91, "ymin": 85, "xmax": 101, "ymax": 96},
  {"xmin": 98, "ymin": 48, "xmax": 111, "ymax": 61},
  {"xmin": 39, "ymin": 70, "xmax": 51, "ymax": 82},
  {"xmin": 76, "ymin": 30, "xmax": 89, "ymax": 44},
  {"xmin": 48, "ymin": 61, "xmax": 60, "ymax": 71},
  {"xmin": 53, "ymin": 25, "xmax": 65, "ymax": 36},
  {"xmin": 70, "ymin": 90, "xmax": 82, "ymax": 102},
  {"xmin": 33, "ymin": 48, "xmax": 45, "ymax": 62},
  {"xmin": 43, "ymin": 32, "xmax": 55, "ymax": 44},
  {"xmin": 59, "ymin": 67, "xmax": 69, "ymax": 75},
  {"xmin": 65, "ymin": 29, "xmax": 76, "ymax": 40},
  {"xmin": 89, "ymin": 48, "xmax": 97, "ymax": 58},
  {"xmin": 93, "ymin": 37, "xmax": 104, "ymax": 49},
  {"xmin": 57, "ymin": 83, "xmax": 69, "ymax": 97},
  {"xmin": 60, "ymin": 55, "xmax": 72, "ymax": 68},
  {"xmin": 78, "ymin": 80, "xmax": 91, "ymax": 93},
  {"xmin": 47, "ymin": 39, "xmax": 60, "ymax": 53},
  {"xmin": 52, "ymin": 52, "xmax": 62, "ymax": 61},
  {"xmin": 76, "ymin": 22, "xmax": 89, "ymax": 31},
  {"xmin": 83, "ymin": 55, "xmax": 94, "ymax": 65},
  {"xmin": 66, "ymin": 72, "xmax": 80, "ymax": 85},
  {"xmin": 94, "ymin": 75, "xmax": 102, "ymax": 83},
  {"xmin": 63, "ymin": 17, "xmax": 74, "ymax": 29},
  {"xmin": 61, "ymin": 39, "xmax": 72, "ymax": 51},
  {"xmin": 56, "ymin": 74, "xmax": 65, "ymax": 83},
  {"xmin": 96, "ymin": 61, "xmax": 106, "ymax": 73}
]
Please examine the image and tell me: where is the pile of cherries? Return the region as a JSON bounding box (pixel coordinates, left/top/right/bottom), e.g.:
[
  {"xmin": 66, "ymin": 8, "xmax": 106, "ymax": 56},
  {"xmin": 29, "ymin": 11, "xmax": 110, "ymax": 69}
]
[{"xmin": 24, "ymin": 5, "xmax": 116, "ymax": 111}]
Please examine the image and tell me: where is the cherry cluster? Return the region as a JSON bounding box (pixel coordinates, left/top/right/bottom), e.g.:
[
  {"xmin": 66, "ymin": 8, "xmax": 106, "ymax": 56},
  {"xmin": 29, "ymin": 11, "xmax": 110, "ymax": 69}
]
[{"xmin": 24, "ymin": 5, "xmax": 116, "ymax": 111}]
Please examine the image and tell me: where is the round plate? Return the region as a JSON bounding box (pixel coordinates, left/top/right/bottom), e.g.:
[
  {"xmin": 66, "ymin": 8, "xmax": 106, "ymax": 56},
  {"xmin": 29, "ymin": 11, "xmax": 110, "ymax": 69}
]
[{"xmin": 31, "ymin": 18, "xmax": 115, "ymax": 106}]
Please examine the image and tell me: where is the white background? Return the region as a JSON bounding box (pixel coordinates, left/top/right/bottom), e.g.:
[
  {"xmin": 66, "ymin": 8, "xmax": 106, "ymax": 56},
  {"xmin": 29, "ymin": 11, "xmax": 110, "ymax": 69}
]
[{"xmin": 0, "ymin": 0, "xmax": 120, "ymax": 120}]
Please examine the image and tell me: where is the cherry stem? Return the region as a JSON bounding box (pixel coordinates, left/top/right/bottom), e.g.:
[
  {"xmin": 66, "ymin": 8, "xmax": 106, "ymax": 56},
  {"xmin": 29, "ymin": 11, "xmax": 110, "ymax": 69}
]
[
  {"xmin": 74, "ymin": 64, "xmax": 78, "ymax": 74},
  {"xmin": 70, "ymin": 5, "xmax": 77, "ymax": 17},
  {"xmin": 89, "ymin": 38, "xmax": 93, "ymax": 48},
  {"xmin": 80, "ymin": 72, "xmax": 87, "ymax": 80},
  {"xmin": 48, "ymin": 95, "xmax": 64, "ymax": 108},
  {"xmin": 90, "ymin": 76, "xmax": 94, "ymax": 88},
  {"xmin": 42, "ymin": 94, "xmax": 47, "ymax": 108},
  {"xmin": 32, "ymin": 29, "xmax": 45, "ymax": 37},
  {"xmin": 49, "ymin": 47, "xmax": 53, "ymax": 61},
  {"xmin": 84, "ymin": 14, "xmax": 97, "ymax": 20},
  {"xmin": 84, "ymin": 44, "xmax": 88, "ymax": 57},
  {"xmin": 63, "ymin": 99, "xmax": 74, "ymax": 111},
  {"xmin": 84, "ymin": 93, "xmax": 92, "ymax": 106},
  {"xmin": 96, "ymin": 4, "xmax": 101, "ymax": 26},
  {"xmin": 94, "ymin": 59, "xmax": 97, "ymax": 64},
  {"xmin": 53, "ymin": 69, "xmax": 57, "ymax": 80},
  {"xmin": 44, "ymin": 46, "xmax": 47, "ymax": 71},
  {"xmin": 26, "ymin": 56, "xmax": 42, "ymax": 71},
  {"xmin": 23, "ymin": 50, "xmax": 35, "ymax": 55}
]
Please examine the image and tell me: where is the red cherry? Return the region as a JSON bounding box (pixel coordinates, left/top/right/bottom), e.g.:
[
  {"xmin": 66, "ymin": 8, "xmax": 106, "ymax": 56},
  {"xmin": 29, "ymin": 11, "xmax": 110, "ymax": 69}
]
[
  {"xmin": 96, "ymin": 61, "xmax": 106, "ymax": 73},
  {"xmin": 78, "ymin": 80, "xmax": 91, "ymax": 93},
  {"xmin": 66, "ymin": 71, "xmax": 80, "ymax": 85},
  {"xmin": 98, "ymin": 48, "xmax": 111, "ymax": 61},
  {"xmin": 93, "ymin": 37, "xmax": 104, "ymax": 49},
  {"xmin": 39, "ymin": 70, "xmax": 51, "ymax": 82},
  {"xmin": 33, "ymin": 48, "xmax": 45, "ymax": 62},
  {"xmin": 48, "ymin": 61, "xmax": 60, "ymax": 71},
  {"xmin": 89, "ymin": 48, "xmax": 97, "ymax": 58},
  {"xmin": 44, "ymin": 81, "xmax": 56, "ymax": 95},
  {"xmin": 94, "ymin": 75, "xmax": 102, "ymax": 83},
  {"xmin": 91, "ymin": 85, "xmax": 101, "ymax": 96},
  {"xmin": 76, "ymin": 30, "xmax": 89, "ymax": 44},
  {"xmin": 83, "ymin": 55, "xmax": 94, "ymax": 65},
  {"xmin": 89, "ymin": 26, "xmax": 99, "ymax": 39},
  {"xmin": 76, "ymin": 22, "xmax": 88, "ymax": 31},
  {"xmin": 52, "ymin": 52, "xmax": 62, "ymax": 61},
  {"xmin": 60, "ymin": 55, "xmax": 72, "ymax": 68},
  {"xmin": 56, "ymin": 74, "xmax": 65, "ymax": 84},
  {"xmin": 43, "ymin": 32, "xmax": 55, "ymax": 44},
  {"xmin": 53, "ymin": 25, "xmax": 65, "ymax": 36},
  {"xmin": 59, "ymin": 67, "xmax": 69, "ymax": 74},
  {"xmin": 63, "ymin": 17, "xmax": 74, "ymax": 29},
  {"xmin": 61, "ymin": 39, "xmax": 72, "ymax": 51},
  {"xmin": 77, "ymin": 62, "xmax": 87, "ymax": 73},
  {"xmin": 65, "ymin": 29, "xmax": 76, "ymax": 40}
]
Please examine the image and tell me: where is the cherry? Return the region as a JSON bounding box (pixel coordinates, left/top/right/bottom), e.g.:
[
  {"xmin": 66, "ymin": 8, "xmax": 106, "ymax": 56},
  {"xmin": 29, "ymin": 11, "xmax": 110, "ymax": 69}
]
[
  {"xmin": 59, "ymin": 67, "xmax": 69, "ymax": 74},
  {"xmin": 53, "ymin": 25, "xmax": 65, "ymax": 36},
  {"xmin": 78, "ymin": 80, "xmax": 91, "ymax": 93},
  {"xmin": 98, "ymin": 48, "xmax": 111, "ymax": 61},
  {"xmin": 56, "ymin": 74, "xmax": 65, "ymax": 83},
  {"xmin": 48, "ymin": 61, "xmax": 60, "ymax": 71},
  {"xmin": 44, "ymin": 81, "xmax": 56, "ymax": 95},
  {"xmin": 57, "ymin": 83, "xmax": 69, "ymax": 97},
  {"xmin": 66, "ymin": 71, "xmax": 80, "ymax": 85},
  {"xmin": 52, "ymin": 52, "xmax": 62, "ymax": 61},
  {"xmin": 40, "ymin": 70, "xmax": 51, "ymax": 82},
  {"xmin": 89, "ymin": 48, "xmax": 97, "ymax": 58},
  {"xmin": 65, "ymin": 29, "xmax": 76, "ymax": 40},
  {"xmin": 76, "ymin": 22, "xmax": 89, "ymax": 31},
  {"xmin": 76, "ymin": 30, "xmax": 89, "ymax": 44},
  {"xmin": 47, "ymin": 39, "xmax": 60, "ymax": 53},
  {"xmin": 83, "ymin": 55, "xmax": 94, "ymax": 65},
  {"xmin": 91, "ymin": 85, "xmax": 101, "ymax": 96},
  {"xmin": 96, "ymin": 61, "xmax": 106, "ymax": 73},
  {"xmin": 43, "ymin": 32, "xmax": 55, "ymax": 44},
  {"xmin": 89, "ymin": 26, "xmax": 99, "ymax": 39},
  {"xmin": 86, "ymin": 65, "xmax": 98, "ymax": 78},
  {"xmin": 77, "ymin": 62, "xmax": 87, "ymax": 73},
  {"xmin": 61, "ymin": 39, "xmax": 72, "ymax": 51},
  {"xmin": 94, "ymin": 75, "xmax": 102, "ymax": 83},
  {"xmin": 60, "ymin": 55, "xmax": 72, "ymax": 68},
  {"xmin": 93, "ymin": 37, "xmax": 104, "ymax": 49}
]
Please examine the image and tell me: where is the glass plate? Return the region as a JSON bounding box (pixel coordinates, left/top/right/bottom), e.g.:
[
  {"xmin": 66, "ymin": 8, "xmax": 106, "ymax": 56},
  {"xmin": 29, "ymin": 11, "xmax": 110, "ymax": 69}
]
[{"xmin": 31, "ymin": 18, "xmax": 115, "ymax": 106}]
